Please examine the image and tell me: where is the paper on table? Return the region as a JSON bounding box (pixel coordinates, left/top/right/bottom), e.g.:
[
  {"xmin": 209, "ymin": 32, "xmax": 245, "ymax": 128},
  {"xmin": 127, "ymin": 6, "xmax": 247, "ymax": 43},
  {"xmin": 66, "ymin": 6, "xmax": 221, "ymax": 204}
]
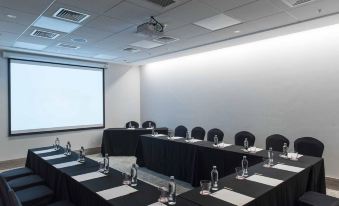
[
  {"xmin": 169, "ymin": 136, "xmax": 183, "ymax": 140},
  {"xmin": 42, "ymin": 154, "xmax": 66, "ymax": 160},
  {"xmin": 34, "ymin": 148, "xmax": 56, "ymax": 154},
  {"xmin": 127, "ymin": 128, "xmax": 135, "ymax": 130},
  {"xmin": 72, "ymin": 172, "xmax": 106, "ymax": 182},
  {"xmin": 53, "ymin": 161, "xmax": 81, "ymax": 169},
  {"xmin": 246, "ymin": 175, "xmax": 283, "ymax": 187},
  {"xmin": 97, "ymin": 185, "xmax": 137, "ymax": 200},
  {"xmin": 241, "ymin": 147, "xmax": 263, "ymax": 153},
  {"xmin": 287, "ymin": 153, "xmax": 303, "ymax": 159},
  {"xmin": 210, "ymin": 189, "xmax": 254, "ymax": 206},
  {"xmin": 272, "ymin": 164, "xmax": 304, "ymax": 173},
  {"xmin": 154, "ymin": 134, "xmax": 166, "ymax": 137},
  {"xmin": 148, "ymin": 202, "xmax": 167, "ymax": 206},
  {"xmin": 146, "ymin": 128, "xmax": 153, "ymax": 130},
  {"xmin": 185, "ymin": 139, "xmax": 202, "ymax": 143},
  {"xmin": 213, "ymin": 143, "xmax": 232, "ymax": 148}
]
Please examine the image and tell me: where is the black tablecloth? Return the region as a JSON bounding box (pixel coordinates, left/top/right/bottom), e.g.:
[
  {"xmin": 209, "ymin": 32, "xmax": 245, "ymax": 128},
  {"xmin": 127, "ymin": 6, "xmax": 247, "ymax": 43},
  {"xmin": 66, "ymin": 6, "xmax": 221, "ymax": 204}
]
[
  {"xmin": 136, "ymin": 135, "xmax": 264, "ymax": 187},
  {"xmin": 26, "ymin": 147, "xmax": 196, "ymax": 206},
  {"xmin": 101, "ymin": 128, "xmax": 168, "ymax": 156}
]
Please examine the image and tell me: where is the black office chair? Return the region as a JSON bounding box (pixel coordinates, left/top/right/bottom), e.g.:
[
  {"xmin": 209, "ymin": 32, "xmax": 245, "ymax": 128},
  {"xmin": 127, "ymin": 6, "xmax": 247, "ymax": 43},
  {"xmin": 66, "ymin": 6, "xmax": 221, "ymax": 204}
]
[
  {"xmin": 266, "ymin": 134, "xmax": 290, "ymax": 152},
  {"xmin": 294, "ymin": 137, "xmax": 324, "ymax": 157},
  {"xmin": 234, "ymin": 131, "xmax": 255, "ymax": 147},
  {"xmin": 15, "ymin": 185, "xmax": 54, "ymax": 206},
  {"xmin": 8, "ymin": 174, "xmax": 45, "ymax": 191},
  {"xmin": 0, "ymin": 175, "xmax": 11, "ymax": 206},
  {"xmin": 299, "ymin": 191, "xmax": 339, "ymax": 206},
  {"xmin": 125, "ymin": 121, "xmax": 139, "ymax": 128},
  {"xmin": 1, "ymin": 168, "xmax": 33, "ymax": 181},
  {"xmin": 174, "ymin": 125, "xmax": 187, "ymax": 137},
  {"xmin": 207, "ymin": 128, "xmax": 224, "ymax": 142},
  {"xmin": 191, "ymin": 127, "xmax": 205, "ymax": 140},
  {"xmin": 142, "ymin": 121, "xmax": 156, "ymax": 128}
]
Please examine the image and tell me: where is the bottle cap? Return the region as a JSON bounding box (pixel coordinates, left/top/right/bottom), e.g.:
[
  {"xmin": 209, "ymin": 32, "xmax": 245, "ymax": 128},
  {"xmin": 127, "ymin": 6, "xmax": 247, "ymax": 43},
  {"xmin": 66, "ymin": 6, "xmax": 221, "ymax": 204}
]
[
  {"xmin": 213, "ymin": 166, "xmax": 217, "ymax": 169},
  {"xmin": 170, "ymin": 176, "xmax": 174, "ymax": 179}
]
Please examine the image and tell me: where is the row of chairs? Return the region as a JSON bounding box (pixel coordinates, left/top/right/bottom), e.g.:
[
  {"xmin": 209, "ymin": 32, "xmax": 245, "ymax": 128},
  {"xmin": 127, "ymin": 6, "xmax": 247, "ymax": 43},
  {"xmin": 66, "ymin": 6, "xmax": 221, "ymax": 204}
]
[
  {"xmin": 125, "ymin": 121, "xmax": 156, "ymax": 128},
  {"xmin": 0, "ymin": 169, "xmax": 74, "ymax": 206},
  {"xmin": 173, "ymin": 125, "xmax": 325, "ymax": 158}
]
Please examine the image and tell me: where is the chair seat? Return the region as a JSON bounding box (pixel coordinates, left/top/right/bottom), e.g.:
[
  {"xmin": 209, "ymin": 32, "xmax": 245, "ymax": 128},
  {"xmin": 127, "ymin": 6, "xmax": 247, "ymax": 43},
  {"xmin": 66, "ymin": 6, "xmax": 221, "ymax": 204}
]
[
  {"xmin": 299, "ymin": 191, "xmax": 339, "ymax": 206},
  {"xmin": 48, "ymin": 200, "xmax": 75, "ymax": 206},
  {"xmin": 0, "ymin": 197, "xmax": 5, "ymax": 206},
  {"xmin": 16, "ymin": 185, "xmax": 54, "ymax": 206},
  {"xmin": 8, "ymin": 175, "xmax": 44, "ymax": 191},
  {"xmin": 1, "ymin": 168, "xmax": 33, "ymax": 181}
]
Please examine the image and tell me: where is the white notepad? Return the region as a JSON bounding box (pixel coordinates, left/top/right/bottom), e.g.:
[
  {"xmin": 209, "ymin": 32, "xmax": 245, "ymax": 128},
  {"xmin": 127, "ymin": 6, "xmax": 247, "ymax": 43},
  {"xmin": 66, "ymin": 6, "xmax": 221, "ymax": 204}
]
[
  {"xmin": 53, "ymin": 161, "xmax": 81, "ymax": 169},
  {"xmin": 185, "ymin": 139, "xmax": 202, "ymax": 143},
  {"xmin": 97, "ymin": 185, "xmax": 137, "ymax": 200},
  {"xmin": 154, "ymin": 134, "xmax": 166, "ymax": 137},
  {"xmin": 213, "ymin": 143, "xmax": 232, "ymax": 148},
  {"xmin": 169, "ymin": 136, "xmax": 183, "ymax": 140},
  {"xmin": 287, "ymin": 153, "xmax": 303, "ymax": 159},
  {"xmin": 72, "ymin": 172, "xmax": 106, "ymax": 182},
  {"xmin": 42, "ymin": 154, "xmax": 66, "ymax": 160},
  {"xmin": 272, "ymin": 164, "xmax": 304, "ymax": 173},
  {"xmin": 242, "ymin": 147, "xmax": 263, "ymax": 153},
  {"xmin": 246, "ymin": 175, "xmax": 283, "ymax": 187},
  {"xmin": 127, "ymin": 128, "xmax": 135, "ymax": 130},
  {"xmin": 210, "ymin": 189, "xmax": 254, "ymax": 206},
  {"xmin": 34, "ymin": 148, "xmax": 56, "ymax": 154},
  {"xmin": 148, "ymin": 202, "xmax": 167, "ymax": 206},
  {"xmin": 146, "ymin": 128, "xmax": 153, "ymax": 130}
]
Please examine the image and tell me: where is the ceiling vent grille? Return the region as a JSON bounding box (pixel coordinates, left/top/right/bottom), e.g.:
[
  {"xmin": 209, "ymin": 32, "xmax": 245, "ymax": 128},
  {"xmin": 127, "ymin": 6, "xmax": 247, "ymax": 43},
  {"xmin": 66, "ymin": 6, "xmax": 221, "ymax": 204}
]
[
  {"xmin": 57, "ymin": 43, "xmax": 80, "ymax": 49},
  {"xmin": 53, "ymin": 8, "xmax": 90, "ymax": 23},
  {"xmin": 30, "ymin": 29, "xmax": 60, "ymax": 39},
  {"xmin": 281, "ymin": 0, "xmax": 315, "ymax": 7},
  {"xmin": 154, "ymin": 36, "xmax": 178, "ymax": 44},
  {"xmin": 123, "ymin": 47, "xmax": 140, "ymax": 53},
  {"xmin": 146, "ymin": 0, "xmax": 176, "ymax": 7}
]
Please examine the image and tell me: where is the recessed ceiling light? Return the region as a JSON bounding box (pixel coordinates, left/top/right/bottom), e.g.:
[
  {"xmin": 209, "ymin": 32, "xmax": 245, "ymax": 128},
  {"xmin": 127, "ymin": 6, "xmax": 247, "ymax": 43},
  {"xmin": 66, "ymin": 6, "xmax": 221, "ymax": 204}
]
[
  {"xmin": 94, "ymin": 54, "xmax": 118, "ymax": 60},
  {"xmin": 13, "ymin": 42, "xmax": 47, "ymax": 50},
  {"xmin": 129, "ymin": 40, "xmax": 163, "ymax": 49},
  {"xmin": 194, "ymin": 14, "xmax": 241, "ymax": 31},
  {"xmin": 234, "ymin": 30, "xmax": 241, "ymax": 33},
  {"xmin": 71, "ymin": 38, "xmax": 88, "ymax": 43},
  {"xmin": 33, "ymin": 16, "xmax": 81, "ymax": 33},
  {"xmin": 6, "ymin": 14, "xmax": 17, "ymax": 19}
]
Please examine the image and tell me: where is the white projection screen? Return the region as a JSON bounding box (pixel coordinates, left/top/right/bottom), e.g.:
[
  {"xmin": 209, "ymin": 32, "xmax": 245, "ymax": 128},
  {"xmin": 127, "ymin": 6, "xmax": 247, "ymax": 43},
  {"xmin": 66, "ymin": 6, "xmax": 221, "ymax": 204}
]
[{"xmin": 9, "ymin": 59, "xmax": 104, "ymax": 135}]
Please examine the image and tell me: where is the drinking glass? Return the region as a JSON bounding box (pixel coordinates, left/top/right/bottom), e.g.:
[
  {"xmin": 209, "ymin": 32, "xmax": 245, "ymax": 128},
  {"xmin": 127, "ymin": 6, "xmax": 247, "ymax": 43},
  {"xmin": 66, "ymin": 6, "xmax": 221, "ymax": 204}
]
[
  {"xmin": 235, "ymin": 167, "xmax": 245, "ymax": 180},
  {"xmin": 200, "ymin": 180, "xmax": 211, "ymax": 195},
  {"xmin": 122, "ymin": 173, "xmax": 131, "ymax": 185},
  {"xmin": 262, "ymin": 157, "xmax": 270, "ymax": 168},
  {"xmin": 98, "ymin": 161, "xmax": 105, "ymax": 173},
  {"xmin": 158, "ymin": 187, "xmax": 168, "ymax": 203}
]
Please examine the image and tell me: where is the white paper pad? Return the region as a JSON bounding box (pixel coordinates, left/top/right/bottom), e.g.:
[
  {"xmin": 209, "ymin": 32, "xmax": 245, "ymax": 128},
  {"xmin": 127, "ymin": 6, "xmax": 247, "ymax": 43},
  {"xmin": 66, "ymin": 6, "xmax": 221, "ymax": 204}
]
[
  {"xmin": 154, "ymin": 134, "xmax": 166, "ymax": 137},
  {"xmin": 34, "ymin": 148, "xmax": 56, "ymax": 154},
  {"xmin": 168, "ymin": 136, "xmax": 183, "ymax": 140},
  {"xmin": 127, "ymin": 128, "xmax": 135, "ymax": 130},
  {"xmin": 210, "ymin": 189, "xmax": 254, "ymax": 206},
  {"xmin": 246, "ymin": 175, "xmax": 283, "ymax": 187},
  {"xmin": 42, "ymin": 154, "xmax": 66, "ymax": 160},
  {"xmin": 148, "ymin": 202, "xmax": 167, "ymax": 206},
  {"xmin": 97, "ymin": 185, "xmax": 137, "ymax": 200},
  {"xmin": 53, "ymin": 161, "xmax": 81, "ymax": 169},
  {"xmin": 242, "ymin": 147, "xmax": 263, "ymax": 153},
  {"xmin": 213, "ymin": 143, "xmax": 232, "ymax": 148},
  {"xmin": 185, "ymin": 139, "xmax": 202, "ymax": 143},
  {"xmin": 146, "ymin": 128, "xmax": 153, "ymax": 130},
  {"xmin": 287, "ymin": 153, "xmax": 303, "ymax": 159},
  {"xmin": 72, "ymin": 172, "xmax": 106, "ymax": 182},
  {"xmin": 272, "ymin": 164, "xmax": 304, "ymax": 173}
]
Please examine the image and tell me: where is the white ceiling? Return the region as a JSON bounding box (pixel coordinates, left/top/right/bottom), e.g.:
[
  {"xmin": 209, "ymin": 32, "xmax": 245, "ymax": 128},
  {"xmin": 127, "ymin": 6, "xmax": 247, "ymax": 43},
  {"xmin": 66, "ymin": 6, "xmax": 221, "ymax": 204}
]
[{"xmin": 0, "ymin": 0, "xmax": 338, "ymax": 64}]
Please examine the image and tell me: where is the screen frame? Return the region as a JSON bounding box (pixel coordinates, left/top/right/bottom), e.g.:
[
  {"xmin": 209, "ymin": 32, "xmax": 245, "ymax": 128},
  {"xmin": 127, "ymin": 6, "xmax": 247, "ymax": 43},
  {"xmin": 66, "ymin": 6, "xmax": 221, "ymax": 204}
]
[{"xmin": 8, "ymin": 58, "xmax": 105, "ymax": 136}]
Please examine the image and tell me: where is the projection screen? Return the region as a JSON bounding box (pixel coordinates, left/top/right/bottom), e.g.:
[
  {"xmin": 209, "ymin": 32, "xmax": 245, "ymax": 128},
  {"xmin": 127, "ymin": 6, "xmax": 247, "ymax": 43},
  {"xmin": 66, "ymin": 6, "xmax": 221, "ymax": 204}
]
[{"xmin": 9, "ymin": 59, "xmax": 104, "ymax": 135}]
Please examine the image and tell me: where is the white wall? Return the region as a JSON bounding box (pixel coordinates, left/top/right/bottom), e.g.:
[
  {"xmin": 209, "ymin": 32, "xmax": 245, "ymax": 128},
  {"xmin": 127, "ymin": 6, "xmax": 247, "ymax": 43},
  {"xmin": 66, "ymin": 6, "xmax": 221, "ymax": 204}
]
[
  {"xmin": 0, "ymin": 58, "xmax": 140, "ymax": 161},
  {"xmin": 140, "ymin": 23, "xmax": 339, "ymax": 179}
]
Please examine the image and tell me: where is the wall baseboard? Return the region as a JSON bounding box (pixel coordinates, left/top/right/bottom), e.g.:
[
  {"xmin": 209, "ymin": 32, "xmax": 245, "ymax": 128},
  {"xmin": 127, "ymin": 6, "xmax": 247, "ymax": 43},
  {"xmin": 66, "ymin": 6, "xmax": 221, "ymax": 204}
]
[
  {"xmin": 0, "ymin": 147, "xmax": 101, "ymax": 171},
  {"xmin": 326, "ymin": 177, "xmax": 339, "ymax": 191}
]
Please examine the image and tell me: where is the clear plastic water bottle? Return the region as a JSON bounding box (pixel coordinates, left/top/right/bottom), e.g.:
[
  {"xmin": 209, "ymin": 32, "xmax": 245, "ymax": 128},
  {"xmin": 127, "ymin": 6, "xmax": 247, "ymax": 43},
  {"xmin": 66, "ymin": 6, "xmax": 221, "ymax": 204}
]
[
  {"xmin": 186, "ymin": 131, "xmax": 191, "ymax": 140},
  {"xmin": 242, "ymin": 156, "xmax": 248, "ymax": 177},
  {"xmin": 130, "ymin": 164, "xmax": 138, "ymax": 186},
  {"xmin": 149, "ymin": 122, "xmax": 152, "ymax": 128},
  {"xmin": 104, "ymin": 153, "xmax": 110, "ymax": 174},
  {"xmin": 214, "ymin": 135, "xmax": 219, "ymax": 146},
  {"xmin": 268, "ymin": 147, "xmax": 274, "ymax": 166},
  {"xmin": 244, "ymin": 138, "xmax": 249, "ymax": 150},
  {"xmin": 79, "ymin": 146, "xmax": 85, "ymax": 163},
  {"xmin": 152, "ymin": 127, "xmax": 155, "ymax": 136},
  {"xmin": 128, "ymin": 122, "xmax": 132, "ymax": 128},
  {"xmin": 55, "ymin": 138, "xmax": 60, "ymax": 150},
  {"xmin": 283, "ymin": 143, "xmax": 288, "ymax": 156},
  {"xmin": 67, "ymin": 141, "xmax": 71, "ymax": 155},
  {"xmin": 168, "ymin": 176, "xmax": 176, "ymax": 205},
  {"xmin": 211, "ymin": 166, "xmax": 219, "ymax": 191}
]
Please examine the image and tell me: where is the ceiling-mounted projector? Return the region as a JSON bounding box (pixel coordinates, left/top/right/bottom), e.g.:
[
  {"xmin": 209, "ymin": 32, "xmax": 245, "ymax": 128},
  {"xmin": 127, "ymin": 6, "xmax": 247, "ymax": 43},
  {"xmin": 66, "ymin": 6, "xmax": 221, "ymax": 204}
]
[{"xmin": 136, "ymin": 16, "xmax": 165, "ymax": 37}]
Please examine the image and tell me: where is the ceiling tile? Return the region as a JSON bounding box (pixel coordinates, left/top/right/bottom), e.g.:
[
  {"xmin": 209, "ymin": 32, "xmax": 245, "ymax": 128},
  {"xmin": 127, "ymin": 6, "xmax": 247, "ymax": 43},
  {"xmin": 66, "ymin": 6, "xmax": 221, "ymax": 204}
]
[
  {"xmin": 105, "ymin": 1, "xmax": 158, "ymax": 24},
  {"xmin": 0, "ymin": 0, "xmax": 52, "ymax": 15},
  {"xmin": 194, "ymin": 14, "xmax": 241, "ymax": 31},
  {"xmin": 165, "ymin": 24, "xmax": 210, "ymax": 39},
  {"xmin": 198, "ymin": 0, "xmax": 257, "ymax": 12},
  {"xmin": 129, "ymin": 40, "xmax": 163, "ymax": 48},
  {"xmin": 85, "ymin": 15, "xmax": 132, "ymax": 34},
  {"xmin": 22, "ymin": 26, "xmax": 67, "ymax": 39},
  {"xmin": 0, "ymin": 31, "xmax": 19, "ymax": 43},
  {"xmin": 56, "ymin": 0, "xmax": 122, "ymax": 14},
  {"xmin": 0, "ymin": 7, "xmax": 37, "ymax": 26},
  {"xmin": 16, "ymin": 34, "xmax": 58, "ymax": 46},
  {"xmin": 225, "ymin": 0, "xmax": 283, "ymax": 22},
  {"xmin": 126, "ymin": 0, "xmax": 190, "ymax": 12},
  {"xmin": 0, "ymin": 20, "xmax": 27, "ymax": 34},
  {"xmin": 61, "ymin": 27, "xmax": 113, "ymax": 45}
]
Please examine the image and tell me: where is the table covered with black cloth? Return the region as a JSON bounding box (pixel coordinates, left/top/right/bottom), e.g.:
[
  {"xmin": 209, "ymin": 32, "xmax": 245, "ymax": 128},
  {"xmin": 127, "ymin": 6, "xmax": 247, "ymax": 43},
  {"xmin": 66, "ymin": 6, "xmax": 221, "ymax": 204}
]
[
  {"xmin": 181, "ymin": 154, "xmax": 325, "ymax": 206},
  {"xmin": 101, "ymin": 128, "xmax": 168, "ymax": 156},
  {"xmin": 26, "ymin": 146, "xmax": 196, "ymax": 206},
  {"xmin": 136, "ymin": 135, "xmax": 264, "ymax": 187}
]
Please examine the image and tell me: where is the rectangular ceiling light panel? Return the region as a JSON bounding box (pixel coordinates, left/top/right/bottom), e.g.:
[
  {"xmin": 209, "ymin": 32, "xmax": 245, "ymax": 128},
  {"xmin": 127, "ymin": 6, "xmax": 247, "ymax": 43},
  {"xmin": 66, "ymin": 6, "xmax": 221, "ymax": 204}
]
[
  {"xmin": 129, "ymin": 40, "xmax": 164, "ymax": 49},
  {"xmin": 13, "ymin": 42, "xmax": 48, "ymax": 50},
  {"xmin": 33, "ymin": 16, "xmax": 81, "ymax": 33},
  {"xmin": 194, "ymin": 14, "xmax": 241, "ymax": 31}
]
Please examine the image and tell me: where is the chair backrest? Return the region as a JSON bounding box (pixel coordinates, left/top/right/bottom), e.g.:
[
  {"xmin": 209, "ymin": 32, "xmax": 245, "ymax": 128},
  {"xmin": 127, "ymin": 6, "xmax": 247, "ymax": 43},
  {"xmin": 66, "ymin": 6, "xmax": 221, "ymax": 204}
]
[
  {"xmin": 234, "ymin": 131, "xmax": 255, "ymax": 147},
  {"xmin": 142, "ymin": 121, "xmax": 156, "ymax": 128},
  {"xmin": 294, "ymin": 137, "xmax": 324, "ymax": 157},
  {"xmin": 174, "ymin": 125, "xmax": 187, "ymax": 137},
  {"xmin": 0, "ymin": 175, "xmax": 11, "ymax": 206},
  {"xmin": 125, "ymin": 121, "xmax": 139, "ymax": 128},
  {"xmin": 207, "ymin": 128, "xmax": 224, "ymax": 142},
  {"xmin": 8, "ymin": 190, "xmax": 22, "ymax": 206},
  {"xmin": 266, "ymin": 134, "xmax": 290, "ymax": 152},
  {"xmin": 191, "ymin": 127, "xmax": 206, "ymax": 140}
]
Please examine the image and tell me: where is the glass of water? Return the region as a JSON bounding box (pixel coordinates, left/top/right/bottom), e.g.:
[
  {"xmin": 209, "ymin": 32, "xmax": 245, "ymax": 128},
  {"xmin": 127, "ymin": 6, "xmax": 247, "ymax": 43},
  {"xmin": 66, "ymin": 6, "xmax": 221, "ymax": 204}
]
[
  {"xmin": 235, "ymin": 167, "xmax": 245, "ymax": 180},
  {"xmin": 98, "ymin": 161, "xmax": 105, "ymax": 173},
  {"xmin": 200, "ymin": 180, "xmax": 211, "ymax": 195},
  {"xmin": 122, "ymin": 173, "xmax": 131, "ymax": 185}
]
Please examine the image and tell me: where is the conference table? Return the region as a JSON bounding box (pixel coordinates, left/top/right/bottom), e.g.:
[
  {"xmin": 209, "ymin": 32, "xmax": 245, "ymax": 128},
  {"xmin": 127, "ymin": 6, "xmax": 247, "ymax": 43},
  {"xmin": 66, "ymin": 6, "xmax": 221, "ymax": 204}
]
[{"xmin": 101, "ymin": 127, "xmax": 168, "ymax": 156}]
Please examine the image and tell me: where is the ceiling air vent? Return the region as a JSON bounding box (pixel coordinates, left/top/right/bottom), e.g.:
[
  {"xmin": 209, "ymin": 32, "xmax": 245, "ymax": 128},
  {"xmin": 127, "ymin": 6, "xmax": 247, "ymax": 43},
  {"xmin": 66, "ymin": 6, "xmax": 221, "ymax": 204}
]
[
  {"xmin": 154, "ymin": 36, "xmax": 178, "ymax": 44},
  {"xmin": 57, "ymin": 43, "xmax": 80, "ymax": 49},
  {"xmin": 281, "ymin": 0, "xmax": 315, "ymax": 7},
  {"xmin": 123, "ymin": 47, "xmax": 140, "ymax": 53},
  {"xmin": 30, "ymin": 29, "xmax": 60, "ymax": 39},
  {"xmin": 53, "ymin": 8, "xmax": 90, "ymax": 23},
  {"xmin": 146, "ymin": 0, "xmax": 176, "ymax": 7}
]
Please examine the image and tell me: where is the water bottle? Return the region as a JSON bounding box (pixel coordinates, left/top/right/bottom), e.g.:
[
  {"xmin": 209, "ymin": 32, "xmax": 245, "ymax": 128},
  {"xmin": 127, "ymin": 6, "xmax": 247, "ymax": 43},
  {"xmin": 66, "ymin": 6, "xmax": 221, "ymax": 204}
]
[
  {"xmin": 244, "ymin": 138, "xmax": 249, "ymax": 150},
  {"xmin": 268, "ymin": 147, "xmax": 274, "ymax": 166},
  {"xmin": 168, "ymin": 176, "xmax": 176, "ymax": 205},
  {"xmin": 130, "ymin": 164, "xmax": 138, "ymax": 186},
  {"xmin": 79, "ymin": 146, "xmax": 85, "ymax": 163},
  {"xmin": 67, "ymin": 141, "xmax": 71, "ymax": 155},
  {"xmin": 214, "ymin": 135, "xmax": 219, "ymax": 146},
  {"xmin": 186, "ymin": 131, "xmax": 191, "ymax": 140},
  {"xmin": 283, "ymin": 143, "xmax": 288, "ymax": 156},
  {"xmin": 242, "ymin": 156, "xmax": 248, "ymax": 177},
  {"xmin": 55, "ymin": 138, "xmax": 60, "ymax": 150},
  {"xmin": 152, "ymin": 127, "xmax": 155, "ymax": 136},
  {"xmin": 104, "ymin": 153, "xmax": 109, "ymax": 174},
  {"xmin": 211, "ymin": 166, "xmax": 219, "ymax": 191},
  {"xmin": 128, "ymin": 122, "xmax": 132, "ymax": 128},
  {"xmin": 149, "ymin": 122, "xmax": 152, "ymax": 128}
]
